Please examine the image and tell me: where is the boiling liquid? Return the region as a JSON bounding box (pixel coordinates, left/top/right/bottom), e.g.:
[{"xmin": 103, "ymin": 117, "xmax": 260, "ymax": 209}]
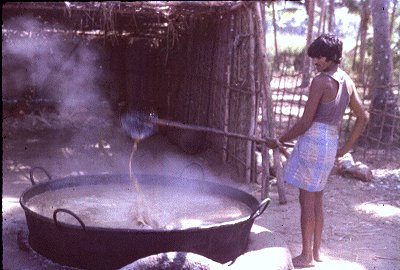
[{"xmin": 25, "ymin": 183, "xmax": 252, "ymax": 230}]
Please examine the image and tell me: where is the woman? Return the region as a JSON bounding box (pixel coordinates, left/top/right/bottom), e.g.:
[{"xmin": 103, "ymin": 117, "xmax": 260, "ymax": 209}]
[{"xmin": 275, "ymin": 33, "xmax": 368, "ymax": 268}]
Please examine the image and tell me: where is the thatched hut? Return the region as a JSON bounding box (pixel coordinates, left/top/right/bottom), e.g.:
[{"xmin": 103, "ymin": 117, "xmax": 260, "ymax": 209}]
[{"xmin": 2, "ymin": 2, "xmax": 276, "ymax": 196}]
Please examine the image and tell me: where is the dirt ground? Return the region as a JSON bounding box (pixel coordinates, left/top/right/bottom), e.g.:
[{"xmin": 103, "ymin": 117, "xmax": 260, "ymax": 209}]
[{"xmin": 2, "ymin": 110, "xmax": 400, "ymax": 270}]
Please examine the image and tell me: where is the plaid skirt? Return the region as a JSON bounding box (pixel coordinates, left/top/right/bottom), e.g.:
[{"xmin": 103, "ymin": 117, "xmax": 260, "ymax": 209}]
[{"xmin": 283, "ymin": 122, "xmax": 339, "ymax": 192}]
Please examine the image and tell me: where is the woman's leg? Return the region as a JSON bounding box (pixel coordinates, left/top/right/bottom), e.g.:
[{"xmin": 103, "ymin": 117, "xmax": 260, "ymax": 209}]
[
  {"xmin": 313, "ymin": 191, "xmax": 324, "ymax": 261},
  {"xmin": 292, "ymin": 189, "xmax": 316, "ymax": 267}
]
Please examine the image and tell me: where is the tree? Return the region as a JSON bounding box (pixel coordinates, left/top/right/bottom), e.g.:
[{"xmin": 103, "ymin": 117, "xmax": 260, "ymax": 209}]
[
  {"xmin": 358, "ymin": 0, "xmax": 370, "ymax": 84},
  {"xmin": 317, "ymin": 0, "xmax": 327, "ymax": 35},
  {"xmin": 301, "ymin": 0, "xmax": 315, "ymax": 87},
  {"xmin": 368, "ymin": 0, "xmax": 397, "ymax": 145},
  {"xmin": 342, "ymin": 0, "xmax": 373, "ymax": 85},
  {"xmin": 272, "ymin": 1, "xmax": 279, "ymax": 68},
  {"xmin": 327, "ymin": 0, "xmax": 335, "ymax": 32},
  {"xmin": 389, "ymin": 0, "xmax": 398, "ymax": 39},
  {"xmin": 357, "ymin": 0, "xmax": 371, "ymax": 83},
  {"xmin": 348, "ymin": 0, "xmax": 370, "ymax": 84}
]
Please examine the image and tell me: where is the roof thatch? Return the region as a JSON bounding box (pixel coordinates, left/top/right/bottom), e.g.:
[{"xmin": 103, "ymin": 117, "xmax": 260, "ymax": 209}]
[{"xmin": 2, "ymin": 2, "xmax": 247, "ymax": 43}]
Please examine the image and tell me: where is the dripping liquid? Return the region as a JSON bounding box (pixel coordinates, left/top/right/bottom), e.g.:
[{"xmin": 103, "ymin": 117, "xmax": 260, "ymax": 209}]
[{"xmin": 129, "ymin": 139, "xmax": 156, "ymax": 228}]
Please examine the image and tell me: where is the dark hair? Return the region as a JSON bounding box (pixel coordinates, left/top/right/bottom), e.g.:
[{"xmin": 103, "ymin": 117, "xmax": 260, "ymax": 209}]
[{"xmin": 307, "ymin": 33, "xmax": 343, "ymax": 64}]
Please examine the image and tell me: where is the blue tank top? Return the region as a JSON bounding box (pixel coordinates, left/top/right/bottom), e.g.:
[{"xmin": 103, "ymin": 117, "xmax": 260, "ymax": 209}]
[{"xmin": 314, "ymin": 68, "xmax": 352, "ymax": 127}]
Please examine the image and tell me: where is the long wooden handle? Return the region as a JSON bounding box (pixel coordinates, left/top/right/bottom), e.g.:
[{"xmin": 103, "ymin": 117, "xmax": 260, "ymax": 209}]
[{"xmin": 147, "ymin": 117, "xmax": 294, "ymax": 148}]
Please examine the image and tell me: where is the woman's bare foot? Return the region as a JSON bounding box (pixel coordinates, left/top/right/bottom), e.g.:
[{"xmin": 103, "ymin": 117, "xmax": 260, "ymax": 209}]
[
  {"xmin": 313, "ymin": 250, "xmax": 324, "ymax": 262},
  {"xmin": 292, "ymin": 254, "xmax": 315, "ymax": 268}
]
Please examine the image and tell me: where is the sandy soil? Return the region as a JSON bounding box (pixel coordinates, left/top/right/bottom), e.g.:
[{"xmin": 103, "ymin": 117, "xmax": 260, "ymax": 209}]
[{"xmin": 2, "ymin": 111, "xmax": 399, "ymax": 270}]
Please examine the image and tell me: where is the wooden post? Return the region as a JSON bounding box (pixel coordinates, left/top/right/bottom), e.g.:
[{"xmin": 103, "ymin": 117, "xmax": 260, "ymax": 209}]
[
  {"xmin": 222, "ymin": 14, "xmax": 235, "ymax": 163},
  {"xmin": 223, "ymin": 67, "xmax": 231, "ymax": 163},
  {"xmin": 254, "ymin": 2, "xmax": 287, "ymax": 203},
  {"xmin": 247, "ymin": 7, "xmax": 257, "ymax": 184}
]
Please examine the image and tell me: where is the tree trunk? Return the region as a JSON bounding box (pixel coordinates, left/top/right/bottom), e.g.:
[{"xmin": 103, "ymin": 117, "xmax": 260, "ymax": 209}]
[
  {"xmin": 301, "ymin": 0, "xmax": 315, "ymax": 87},
  {"xmin": 368, "ymin": 0, "xmax": 397, "ymax": 145},
  {"xmin": 352, "ymin": 25, "xmax": 360, "ymax": 72},
  {"xmin": 317, "ymin": 0, "xmax": 327, "ymax": 35},
  {"xmin": 371, "ymin": 0, "xmax": 393, "ymax": 97},
  {"xmin": 272, "ymin": 1, "xmax": 279, "ymax": 69},
  {"xmin": 327, "ymin": 0, "xmax": 335, "ymax": 32},
  {"xmin": 358, "ymin": 0, "xmax": 370, "ymax": 85},
  {"xmin": 390, "ymin": 0, "xmax": 398, "ymax": 39}
]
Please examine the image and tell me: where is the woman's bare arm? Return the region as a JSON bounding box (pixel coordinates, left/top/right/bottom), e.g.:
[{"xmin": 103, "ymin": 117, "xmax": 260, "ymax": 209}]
[{"xmin": 336, "ymin": 88, "xmax": 369, "ymax": 157}]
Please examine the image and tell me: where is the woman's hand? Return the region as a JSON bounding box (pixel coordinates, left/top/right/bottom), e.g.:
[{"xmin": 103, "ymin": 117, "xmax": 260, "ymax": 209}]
[
  {"xmin": 336, "ymin": 147, "xmax": 347, "ymax": 158},
  {"xmin": 269, "ymin": 138, "xmax": 283, "ymax": 149}
]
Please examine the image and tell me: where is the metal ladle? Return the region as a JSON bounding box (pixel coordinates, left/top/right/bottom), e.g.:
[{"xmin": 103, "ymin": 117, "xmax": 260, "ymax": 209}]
[{"xmin": 120, "ymin": 110, "xmax": 294, "ymax": 148}]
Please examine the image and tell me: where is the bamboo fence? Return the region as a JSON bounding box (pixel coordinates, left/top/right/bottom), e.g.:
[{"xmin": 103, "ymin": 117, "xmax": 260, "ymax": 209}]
[{"xmin": 270, "ymin": 67, "xmax": 400, "ymax": 162}]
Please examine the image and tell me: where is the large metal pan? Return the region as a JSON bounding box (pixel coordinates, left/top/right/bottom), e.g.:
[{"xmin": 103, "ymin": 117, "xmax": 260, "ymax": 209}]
[{"xmin": 20, "ymin": 167, "xmax": 270, "ymax": 270}]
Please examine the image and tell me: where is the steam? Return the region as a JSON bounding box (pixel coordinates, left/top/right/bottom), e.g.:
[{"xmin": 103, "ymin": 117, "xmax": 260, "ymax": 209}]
[
  {"xmin": 2, "ymin": 16, "xmax": 239, "ymax": 187},
  {"xmin": 2, "ymin": 15, "xmax": 107, "ymax": 118}
]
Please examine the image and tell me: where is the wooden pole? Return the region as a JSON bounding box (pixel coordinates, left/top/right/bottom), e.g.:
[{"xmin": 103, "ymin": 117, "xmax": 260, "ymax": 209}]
[
  {"xmin": 317, "ymin": 0, "xmax": 326, "ymax": 36},
  {"xmin": 254, "ymin": 2, "xmax": 287, "ymax": 204},
  {"xmin": 272, "ymin": 1, "xmax": 279, "ymax": 67},
  {"xmin": 247, "ymin": 6, "xmax": 257, "ymax": 183},
  {"xmin": 147, "ymin": 117, "xmax": 294, "ymax": 149},
  {"xmin": 223, "ymin": 14, "xmax": 235, "ymax": 163}
]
